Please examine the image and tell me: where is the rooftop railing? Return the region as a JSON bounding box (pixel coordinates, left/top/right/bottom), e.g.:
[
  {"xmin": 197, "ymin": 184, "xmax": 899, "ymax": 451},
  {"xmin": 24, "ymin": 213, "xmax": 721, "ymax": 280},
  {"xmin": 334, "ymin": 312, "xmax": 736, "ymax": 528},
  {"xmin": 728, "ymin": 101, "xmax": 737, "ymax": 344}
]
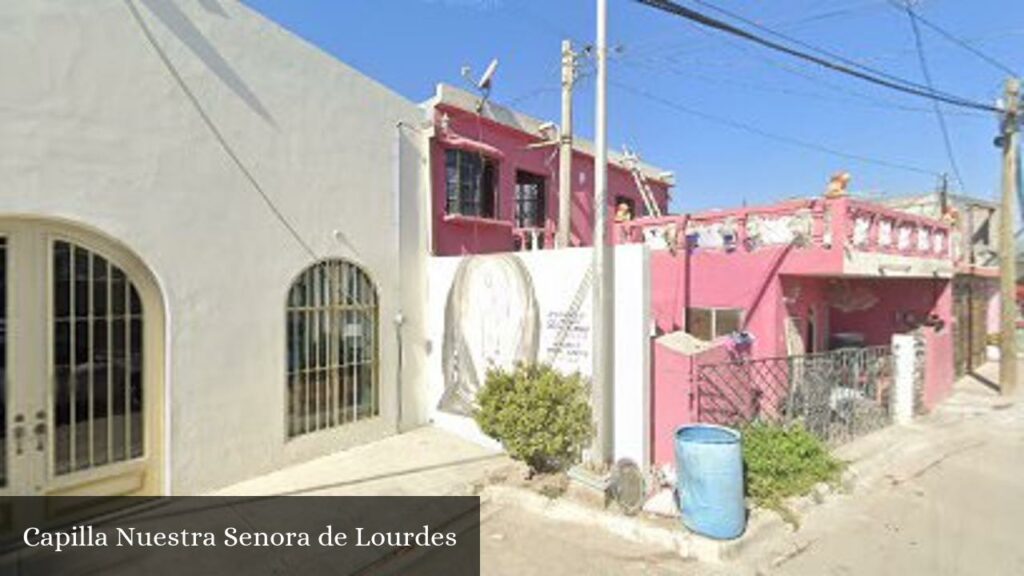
[{"xmin": 615, "ymin": 196, "xmax": 958, "ymax": 262}]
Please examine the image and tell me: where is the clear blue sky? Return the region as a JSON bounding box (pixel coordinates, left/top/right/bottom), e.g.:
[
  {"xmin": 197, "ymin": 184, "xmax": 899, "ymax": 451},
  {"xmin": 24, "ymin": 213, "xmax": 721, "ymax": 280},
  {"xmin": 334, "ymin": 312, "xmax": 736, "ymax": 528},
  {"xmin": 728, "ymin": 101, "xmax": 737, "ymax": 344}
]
[{"xmin": 242, "ymin": 0, "xmax": 1021, "ymax": 213}]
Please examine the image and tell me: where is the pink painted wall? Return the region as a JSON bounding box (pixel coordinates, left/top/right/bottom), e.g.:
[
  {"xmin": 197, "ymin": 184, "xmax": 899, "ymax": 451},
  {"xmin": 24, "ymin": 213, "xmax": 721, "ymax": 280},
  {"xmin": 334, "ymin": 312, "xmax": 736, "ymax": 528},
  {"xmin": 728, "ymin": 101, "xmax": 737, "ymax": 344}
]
[
  {"xmin": 651, "ymin": 340, "xmax": 734, "ymax": 465},
  {"xmin": 650, "ymin": 241, "xmax": 842, "ymax": 359},
  {"xmin": 923, "ymin": 325, "xmax": 955, "ymax": 409},
  {"xmin": 646, "ymin": 197, "xmax": 957, "ymax": 466},
  {"xmin": 829, "ymin": 278, "xmax": 952, "ymax": 347},
  {"xmin": 430, "ymin": 105, "xmax": 670, "ymax": 256},
  {"xmin": 924, "ymin": 280, "xmax": 956, "ymax": 408}
]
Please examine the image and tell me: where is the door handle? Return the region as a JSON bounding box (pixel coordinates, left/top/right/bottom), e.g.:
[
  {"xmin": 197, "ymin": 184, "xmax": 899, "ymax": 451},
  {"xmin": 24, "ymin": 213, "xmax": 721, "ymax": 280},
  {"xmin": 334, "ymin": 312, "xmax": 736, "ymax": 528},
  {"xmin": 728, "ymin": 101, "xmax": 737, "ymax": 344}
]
[
  {"xmin": 34, "ymin": 411, "xmax": 47, "ymax": 452},
  {"xmin": 33, "ymin": 422, "xmax": 47, "ymax": 452}
]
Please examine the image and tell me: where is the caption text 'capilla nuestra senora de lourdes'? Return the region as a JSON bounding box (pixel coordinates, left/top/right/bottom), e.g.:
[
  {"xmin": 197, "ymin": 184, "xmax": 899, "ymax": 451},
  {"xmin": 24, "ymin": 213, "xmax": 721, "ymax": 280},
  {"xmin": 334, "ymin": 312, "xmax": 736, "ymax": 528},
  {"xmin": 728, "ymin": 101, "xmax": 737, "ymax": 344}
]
[{"xmin": 23, "ymin": 524, "xmax": 458, "ymax": 552}]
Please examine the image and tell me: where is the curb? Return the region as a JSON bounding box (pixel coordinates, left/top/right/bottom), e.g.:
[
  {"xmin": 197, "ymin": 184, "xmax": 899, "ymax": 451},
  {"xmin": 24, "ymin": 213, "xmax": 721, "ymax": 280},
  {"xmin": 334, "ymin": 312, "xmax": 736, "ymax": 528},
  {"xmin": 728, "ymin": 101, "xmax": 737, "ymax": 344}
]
[{"xmin": 481, "ymin": 484, "xmax": 728, "ymax": 564}]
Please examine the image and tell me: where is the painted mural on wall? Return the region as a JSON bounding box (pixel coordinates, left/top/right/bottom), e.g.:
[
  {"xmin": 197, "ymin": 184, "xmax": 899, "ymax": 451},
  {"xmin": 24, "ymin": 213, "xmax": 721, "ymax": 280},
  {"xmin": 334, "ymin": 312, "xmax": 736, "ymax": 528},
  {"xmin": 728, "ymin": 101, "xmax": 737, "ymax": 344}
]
[{"xmin": 439, "ymin": 255, "xmax": 540, "ymax": 416}]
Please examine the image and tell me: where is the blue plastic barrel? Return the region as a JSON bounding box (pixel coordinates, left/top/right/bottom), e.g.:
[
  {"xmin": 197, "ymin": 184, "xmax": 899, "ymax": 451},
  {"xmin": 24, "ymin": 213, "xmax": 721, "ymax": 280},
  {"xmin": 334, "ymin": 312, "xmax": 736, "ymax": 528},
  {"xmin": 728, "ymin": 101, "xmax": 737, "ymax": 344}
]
[{"xmin": 675, "ymin": 424, "xmax": 746, "ymax": 540}]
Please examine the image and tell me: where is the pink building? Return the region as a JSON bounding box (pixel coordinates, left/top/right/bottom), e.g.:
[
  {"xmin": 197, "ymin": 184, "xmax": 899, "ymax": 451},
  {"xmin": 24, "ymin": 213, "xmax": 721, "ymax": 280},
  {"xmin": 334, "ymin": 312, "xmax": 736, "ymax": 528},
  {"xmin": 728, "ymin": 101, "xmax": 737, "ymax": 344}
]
[
  {"xmin": 422, "ymin": 84, "xmax": 673, "ymax": 255},
  {"xmin": 422, "ymin": 85, "xmax": 960, "ymax": 470},
  {"xmin": 616, "ymin": 197, "xmax": 958, "ymax": 464}
]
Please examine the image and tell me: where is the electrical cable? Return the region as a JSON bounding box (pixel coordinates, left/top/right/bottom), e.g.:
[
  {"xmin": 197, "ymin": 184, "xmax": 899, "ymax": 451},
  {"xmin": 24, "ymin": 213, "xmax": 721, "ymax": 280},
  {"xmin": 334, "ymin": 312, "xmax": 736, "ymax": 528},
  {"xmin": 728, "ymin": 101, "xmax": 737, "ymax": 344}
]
[
  {"xmin": 611, "ymin": 79, "xmax": 941, "ymax": 177},
  {"xmin": 616, "ymin": 52, "xmax": 986, "ymax": 119},
  {"xmin": 903, "ymin": 3, "xmax": 968, "ymax": 192},
  {"xmin": 621, "ymin": 22, "xmax": 989, "ymax": 119},
  {"xmin": 634, "ymin": 0, "xmax": 1002, "ymax": 113},
  {"xmin": 627, "ymin": 0, "xmax": 888, "ymax": 60},
  {"xmin": 886, "ymin": 0, "xmax": 1019, "ymax": 77}
]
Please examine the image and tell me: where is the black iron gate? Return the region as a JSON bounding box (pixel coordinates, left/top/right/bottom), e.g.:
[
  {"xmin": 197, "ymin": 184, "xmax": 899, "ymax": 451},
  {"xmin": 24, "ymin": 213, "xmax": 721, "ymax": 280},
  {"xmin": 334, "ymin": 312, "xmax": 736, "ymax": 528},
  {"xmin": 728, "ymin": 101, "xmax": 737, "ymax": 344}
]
[{"xmin": 694, "ymin": 346, "xmax": 894, "ymax": 443}]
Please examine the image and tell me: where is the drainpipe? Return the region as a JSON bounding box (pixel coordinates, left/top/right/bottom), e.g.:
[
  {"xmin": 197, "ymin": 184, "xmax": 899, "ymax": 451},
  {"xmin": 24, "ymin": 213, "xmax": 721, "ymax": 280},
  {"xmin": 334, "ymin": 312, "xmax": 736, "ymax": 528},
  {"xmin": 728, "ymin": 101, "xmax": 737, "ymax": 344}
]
[
  {"xmin": 394, "ymin": 121, "xmax": 406, "ymax": 433},
  {"xmin": 394, "ymin": 312, "xmax": 405, "ymax": 432}
]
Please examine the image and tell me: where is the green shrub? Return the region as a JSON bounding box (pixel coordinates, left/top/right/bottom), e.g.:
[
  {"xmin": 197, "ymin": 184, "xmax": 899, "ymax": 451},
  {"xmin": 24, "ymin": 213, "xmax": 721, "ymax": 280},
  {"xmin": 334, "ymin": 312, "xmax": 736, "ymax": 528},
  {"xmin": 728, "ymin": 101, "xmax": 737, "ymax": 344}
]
[
  {"xmin": 742, "ymin": 422, "xmax": 844, "ymax": 522},
  {"xmin": 474, "ymin": 364, "xmax": 594, "ymax": 474}
]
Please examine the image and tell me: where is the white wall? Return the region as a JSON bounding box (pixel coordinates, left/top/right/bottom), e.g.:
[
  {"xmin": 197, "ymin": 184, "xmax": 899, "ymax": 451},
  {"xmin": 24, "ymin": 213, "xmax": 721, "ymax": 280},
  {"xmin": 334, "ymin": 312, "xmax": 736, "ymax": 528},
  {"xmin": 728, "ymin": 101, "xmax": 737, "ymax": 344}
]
[
  {"xmin": 0, "ymin": 0, "xmax": 429, "ymax": 493},
  {"xmin": 613, "ymin": 244, "xmax": 651, "ymax": 469},
  {"xmin": 425, "ymin": 245, "xmax": 651, "ymax": 467}
]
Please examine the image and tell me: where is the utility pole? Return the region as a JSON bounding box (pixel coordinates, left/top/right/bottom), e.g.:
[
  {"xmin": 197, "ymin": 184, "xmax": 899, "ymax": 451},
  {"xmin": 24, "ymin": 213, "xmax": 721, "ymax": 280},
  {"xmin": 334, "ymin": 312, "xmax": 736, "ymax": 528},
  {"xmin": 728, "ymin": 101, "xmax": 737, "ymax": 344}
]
[
  {"xmin": 556, "ymin": 40, "xmax": 577, "ymax": 249},
  {"xmin": 591, "ymin": 0, "xmax": 614, "ymax": 464},
  {"xmin": 999, "ymin": 77, "xmax": 1019, "ymax": 396},
  {"xmin": 938, "ymin": 172, "xmax": 949, "ymax": 215}
]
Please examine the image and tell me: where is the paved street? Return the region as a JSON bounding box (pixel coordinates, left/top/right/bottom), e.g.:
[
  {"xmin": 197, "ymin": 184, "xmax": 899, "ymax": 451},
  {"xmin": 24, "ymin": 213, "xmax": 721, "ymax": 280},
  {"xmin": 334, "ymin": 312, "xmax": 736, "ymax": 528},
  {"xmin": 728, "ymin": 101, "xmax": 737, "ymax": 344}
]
[
  {"xmin": 212, "ymin": 365, "xmax": 1024, "ymax": 575},
  {"xmin": 749, "ymin": 364, "xmax": 1024, "ymax": 576}
]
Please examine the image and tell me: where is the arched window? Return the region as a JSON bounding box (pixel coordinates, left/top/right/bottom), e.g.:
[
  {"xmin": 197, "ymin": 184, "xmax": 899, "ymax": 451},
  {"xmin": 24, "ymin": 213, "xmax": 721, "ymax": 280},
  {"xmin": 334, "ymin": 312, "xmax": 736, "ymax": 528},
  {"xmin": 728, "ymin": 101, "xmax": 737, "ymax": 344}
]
[{"xmin": 286, "ymin": 260, "xmax": 378, "ymax": 438}]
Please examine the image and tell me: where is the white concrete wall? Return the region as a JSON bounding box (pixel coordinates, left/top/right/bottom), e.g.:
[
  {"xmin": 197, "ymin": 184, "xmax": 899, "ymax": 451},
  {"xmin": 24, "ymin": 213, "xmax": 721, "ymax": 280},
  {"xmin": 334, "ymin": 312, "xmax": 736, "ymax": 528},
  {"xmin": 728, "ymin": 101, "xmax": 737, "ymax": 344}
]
[
  {"xmin": 425, "ymin": 246, "xmax": 651, "ymax": 467},
  {"xmin": 613, "ymin": 244, "xmax": 651, "ymax": 470},
  {"xmin": 0, "ymin": 0, "xmax": 429, "ymax": 493}
]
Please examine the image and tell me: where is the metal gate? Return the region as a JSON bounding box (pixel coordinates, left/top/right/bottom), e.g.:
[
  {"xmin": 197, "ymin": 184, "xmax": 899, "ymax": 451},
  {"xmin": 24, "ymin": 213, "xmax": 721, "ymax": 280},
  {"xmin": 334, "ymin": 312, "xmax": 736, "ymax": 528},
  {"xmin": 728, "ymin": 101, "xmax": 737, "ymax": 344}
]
[{"xmin": 695, "ymin": 346, "xmax": 894, "ymax": 443}]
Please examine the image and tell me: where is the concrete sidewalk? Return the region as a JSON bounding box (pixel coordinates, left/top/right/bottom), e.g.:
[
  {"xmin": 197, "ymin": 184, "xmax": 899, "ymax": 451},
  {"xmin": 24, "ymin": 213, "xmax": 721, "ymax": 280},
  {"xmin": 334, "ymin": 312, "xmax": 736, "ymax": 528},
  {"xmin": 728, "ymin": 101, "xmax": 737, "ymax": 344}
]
[
  {"xmin": 209, "ymin": 426, "xmax": 723, "ymax": 574},
  {"xmin": 732, "ymin": 362, "xmax": 1024, "ymax": 575},
  {"xmin": 211, "ymin": 426, "xmax": 509, "ymax": 496}
]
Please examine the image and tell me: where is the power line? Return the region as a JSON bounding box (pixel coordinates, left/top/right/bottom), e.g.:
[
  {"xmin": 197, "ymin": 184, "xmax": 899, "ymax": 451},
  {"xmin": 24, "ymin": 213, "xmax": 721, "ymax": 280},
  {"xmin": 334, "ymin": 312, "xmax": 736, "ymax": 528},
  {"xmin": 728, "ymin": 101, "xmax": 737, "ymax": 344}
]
[
  {"xmin": 886, "ymin": 0, "xmax": 1019, "ymax": 77},
  {"xmin": 634, "ymin": 0, "xmax": 1002, "ymax": 113},
  {"xmin": 122, "ymin": 0, "xmax": 318, "ymax": 261},
  {"xmin": 610, "ymin": 79, "xmax": 941, "ymax": 176},
  {"xmin": 902, "ymin": 3, "xmax": 967, "ymax": 192},
  {"xmin": 504, "ymin": 85, "xmax": 561, "ymax": 109},
  {"xmin": 627, "ymin": 0, "xmax": 888, "ymax": 60},
  {"xmin": 681, "ymin": 0, "xmax": 961, "ymax": 90},
  {"xmin": 504, "ymin": 71, "xmax": 593, "ymax": 110},
  {"xmin": 618, "ymin": 40, "xmax": 988, "ymax": 119}
]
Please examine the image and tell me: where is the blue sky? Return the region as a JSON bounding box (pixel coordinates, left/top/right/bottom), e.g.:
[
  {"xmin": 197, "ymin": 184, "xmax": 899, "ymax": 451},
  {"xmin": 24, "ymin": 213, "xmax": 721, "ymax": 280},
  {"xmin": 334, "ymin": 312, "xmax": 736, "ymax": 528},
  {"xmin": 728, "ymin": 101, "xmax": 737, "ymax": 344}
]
[{"xmin": 242, "ymin": 0, "xmax": 1021, "ymax": 213}]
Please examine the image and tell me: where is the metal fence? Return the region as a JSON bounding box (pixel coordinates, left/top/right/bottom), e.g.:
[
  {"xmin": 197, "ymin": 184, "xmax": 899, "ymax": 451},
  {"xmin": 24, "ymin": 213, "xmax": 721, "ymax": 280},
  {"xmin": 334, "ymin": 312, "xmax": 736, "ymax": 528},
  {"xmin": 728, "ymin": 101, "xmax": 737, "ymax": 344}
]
[{"xmin": 695, "ymin": 346, "xmax": 894, "ymax": 444}]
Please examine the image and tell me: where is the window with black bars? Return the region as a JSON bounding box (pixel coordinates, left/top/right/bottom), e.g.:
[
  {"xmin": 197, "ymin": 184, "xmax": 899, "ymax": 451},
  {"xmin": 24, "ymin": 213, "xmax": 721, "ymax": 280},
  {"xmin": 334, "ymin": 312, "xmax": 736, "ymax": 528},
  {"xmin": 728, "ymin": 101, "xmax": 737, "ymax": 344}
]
[
  {"xmin": 445, "ymin": 148, "xmax": 498, "ymax": 218},
  {"xmin": 514, "ymin": 171, "xmax": 546, "ymax": 229},
  {"xmin": 286, "ymin": 260, "xmax": 379, "ymax": 438}
]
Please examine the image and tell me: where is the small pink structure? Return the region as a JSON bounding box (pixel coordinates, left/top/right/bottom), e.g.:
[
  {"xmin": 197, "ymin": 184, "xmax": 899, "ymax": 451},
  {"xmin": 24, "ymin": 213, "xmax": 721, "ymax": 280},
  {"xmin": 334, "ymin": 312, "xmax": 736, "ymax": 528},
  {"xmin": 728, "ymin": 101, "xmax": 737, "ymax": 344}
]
[
  {"xmin": 423, "ymin": 84, "xmax": 672, "ymax": 255},
  {"xmin": 616, "ymin": 196, "xmax": 959, "ymax": 465}
]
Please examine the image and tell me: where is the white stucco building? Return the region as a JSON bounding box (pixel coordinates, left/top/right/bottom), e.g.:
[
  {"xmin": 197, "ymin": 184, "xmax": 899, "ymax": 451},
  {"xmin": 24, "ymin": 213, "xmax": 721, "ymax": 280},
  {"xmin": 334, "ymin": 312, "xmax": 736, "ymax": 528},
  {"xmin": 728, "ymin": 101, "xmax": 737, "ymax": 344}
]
[{"xmin": 0, "ymin": 0, "xmax": 432, "ymax": 495}]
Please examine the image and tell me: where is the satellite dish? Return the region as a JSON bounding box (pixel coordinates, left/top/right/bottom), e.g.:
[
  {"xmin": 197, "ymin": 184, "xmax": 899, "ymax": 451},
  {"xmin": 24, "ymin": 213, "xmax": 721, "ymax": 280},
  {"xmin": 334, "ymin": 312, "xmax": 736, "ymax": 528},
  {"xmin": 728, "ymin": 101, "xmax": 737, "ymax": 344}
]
[{"xmin": 478, "ymin": 58, "xmax": 499, "ymax": 91}]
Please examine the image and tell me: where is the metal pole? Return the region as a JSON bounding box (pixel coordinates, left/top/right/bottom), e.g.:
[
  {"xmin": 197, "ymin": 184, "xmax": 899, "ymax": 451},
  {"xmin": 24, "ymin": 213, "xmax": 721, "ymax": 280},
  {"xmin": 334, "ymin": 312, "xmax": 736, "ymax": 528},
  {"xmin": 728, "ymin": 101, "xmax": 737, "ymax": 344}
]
[
  {"xmin": 591, "ymin": 0, "xmax": 614, "ymax": 464},
  {"xmin": 999, "ymin": 77, "xmax": 1019, "ymax": 396},
  {"xmin": 557, "ymin": 40, "xmax": 576, "ymax": 249}
]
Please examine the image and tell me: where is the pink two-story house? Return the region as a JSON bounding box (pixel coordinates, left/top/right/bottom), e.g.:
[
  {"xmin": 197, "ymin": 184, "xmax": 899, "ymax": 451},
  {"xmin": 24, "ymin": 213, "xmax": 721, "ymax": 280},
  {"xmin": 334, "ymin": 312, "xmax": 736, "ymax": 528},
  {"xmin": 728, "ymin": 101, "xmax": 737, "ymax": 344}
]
[{"xmin": 422, "ymin": 84, "xmax": 674, "ymax": 255}]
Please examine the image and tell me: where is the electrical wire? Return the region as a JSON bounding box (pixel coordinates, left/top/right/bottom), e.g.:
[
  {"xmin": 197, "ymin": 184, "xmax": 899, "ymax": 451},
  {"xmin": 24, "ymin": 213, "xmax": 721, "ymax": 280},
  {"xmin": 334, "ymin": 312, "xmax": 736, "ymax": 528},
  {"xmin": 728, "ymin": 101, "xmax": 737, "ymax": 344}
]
[
  {"xmin": 886, "ymin": 0, "xmax": 1019, "ymax": 77},
  {"xmin": 610, "ymin": 79, "xmax": 941, "ymax": 177},
  {"xmin": 617, "ymin": 47, "xmax": 987, "ymax": 119},
  {"xmin": 681, "ymin": 0, "xmax": 960, "ymax": 89},
  {"xmin": 634, "ymin": 0, "xmax": 1002, "ymax": 113},
  {"xmin": 902, "ymin": 3, "xmax": 968, "ymax": 192},
  {"xmin": 122, "ymin": 0, "xmax": 319, "ymax": 261},
  {"xmin": 626, "ymin": 0, "xmax": 888, "ymax": 60},
  {"xmin": 503, "ymin": 71, "xmax": 594, "ymax": 110},
  {"xmin": 622, "ymin": 21, "xmax": 987, "ymax": 119}
]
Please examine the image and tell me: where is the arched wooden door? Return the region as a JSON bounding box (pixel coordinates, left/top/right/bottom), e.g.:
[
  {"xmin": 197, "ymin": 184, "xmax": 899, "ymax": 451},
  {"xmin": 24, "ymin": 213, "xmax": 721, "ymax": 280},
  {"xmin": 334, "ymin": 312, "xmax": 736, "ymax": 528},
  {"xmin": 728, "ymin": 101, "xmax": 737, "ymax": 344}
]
[{"xmin": 0, "ymin": 219, "xmax": 164, "ymax": 497}]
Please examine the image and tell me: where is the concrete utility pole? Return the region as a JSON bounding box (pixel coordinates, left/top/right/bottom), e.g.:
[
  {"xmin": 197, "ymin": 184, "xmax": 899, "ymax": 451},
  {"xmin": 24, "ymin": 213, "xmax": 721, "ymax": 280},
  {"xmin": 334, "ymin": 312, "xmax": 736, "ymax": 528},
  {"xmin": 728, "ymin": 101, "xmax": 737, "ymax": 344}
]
[
  {"xmin": 556, "ymin": 40, "xmax": 577, "ymax": 249},
  {"xmin": 591, "ymin": 0, "xmax": 614, "ymax": 464},
  {"xmin": 938, "ymin": 172, "xmax": 949, "ymax": 215},
  {"xmin": 999, "ymin": 77, "xmax": 1019, "ymax": 396}
]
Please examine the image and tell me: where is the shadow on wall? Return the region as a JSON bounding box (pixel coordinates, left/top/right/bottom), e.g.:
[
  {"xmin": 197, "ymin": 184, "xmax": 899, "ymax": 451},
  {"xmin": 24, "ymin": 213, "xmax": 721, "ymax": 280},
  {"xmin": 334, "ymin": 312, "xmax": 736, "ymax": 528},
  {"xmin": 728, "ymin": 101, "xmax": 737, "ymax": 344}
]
[
  {"xmin": 439, "ymin": 255, "xmax": 540, "ymax": 416},
  {"xmin": 136, "ymin": 0, "xmax": 277, "ymax": 125}
]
